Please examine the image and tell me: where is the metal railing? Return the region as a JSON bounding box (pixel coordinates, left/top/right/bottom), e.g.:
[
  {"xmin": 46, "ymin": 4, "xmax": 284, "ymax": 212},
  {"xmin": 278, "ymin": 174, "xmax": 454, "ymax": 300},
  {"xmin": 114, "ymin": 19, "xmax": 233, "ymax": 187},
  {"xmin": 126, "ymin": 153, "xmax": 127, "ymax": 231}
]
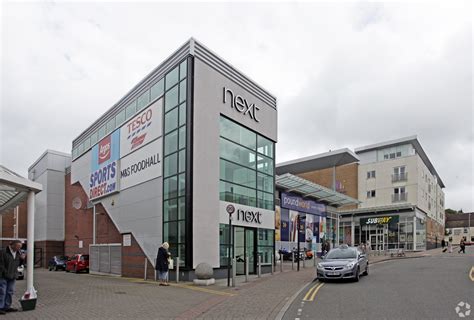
[
  {"xmin": 392, "ymin": 193, "xmax": 408, "ymax": 202},
  {"xmin": 392, "ymin": 172, "xmax": 408, "ymax": 182}
]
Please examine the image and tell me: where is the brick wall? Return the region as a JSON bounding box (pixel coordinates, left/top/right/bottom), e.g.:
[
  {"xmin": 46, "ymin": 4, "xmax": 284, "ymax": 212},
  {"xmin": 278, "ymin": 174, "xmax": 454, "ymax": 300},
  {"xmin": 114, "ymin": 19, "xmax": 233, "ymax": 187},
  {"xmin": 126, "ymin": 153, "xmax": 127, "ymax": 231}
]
[
  {"xmin": 297, "ymin": 163, "xmax": 359, "ymax": 210},
  {"xmin": 1, "ymin": 201, "xmax": 28, "ymax": 249},
  {"xmin": 122, "ymin": 233, "xmax": 155, "ymax": 279},
  {"xmin": 426, "ymin": 216, "xmax": 444, "ymax": 249}
]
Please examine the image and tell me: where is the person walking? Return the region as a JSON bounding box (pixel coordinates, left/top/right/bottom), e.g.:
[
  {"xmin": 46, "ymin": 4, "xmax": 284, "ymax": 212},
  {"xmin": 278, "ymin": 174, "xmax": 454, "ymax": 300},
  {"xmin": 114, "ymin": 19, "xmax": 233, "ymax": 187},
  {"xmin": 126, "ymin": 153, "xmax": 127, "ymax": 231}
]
[
  {"xmin": 458, "ymin": 238, "xmax": 466, "ymax": 254},
  {"xmin": 441, "ymin": 239, "xmax": 446, "ymax": 252},
  {"xmin": 155, "ymin": 242, "xmax": 170, "ymax": 286},
  {"xmin": 0, "ymin": 240, "xmax": 25, "ymax": 314},
  {"xmin": 448, "ymin": 240, "xmax": 453, "ymax": 253}
]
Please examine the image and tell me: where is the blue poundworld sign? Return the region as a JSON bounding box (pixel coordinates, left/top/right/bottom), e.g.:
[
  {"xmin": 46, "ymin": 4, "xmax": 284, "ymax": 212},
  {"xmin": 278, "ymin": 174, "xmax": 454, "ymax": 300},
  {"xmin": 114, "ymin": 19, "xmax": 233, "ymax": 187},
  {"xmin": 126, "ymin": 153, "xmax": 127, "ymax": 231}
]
[{"xmin": 281, "ymin": 193, "xmax": 326, "ymax": 216}]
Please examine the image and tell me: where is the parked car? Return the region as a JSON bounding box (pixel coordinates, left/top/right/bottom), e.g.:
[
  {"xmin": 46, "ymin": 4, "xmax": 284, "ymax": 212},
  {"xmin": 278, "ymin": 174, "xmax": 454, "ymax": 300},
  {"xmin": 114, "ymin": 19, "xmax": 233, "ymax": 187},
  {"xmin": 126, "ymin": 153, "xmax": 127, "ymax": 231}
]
[
  {"xmin": 17, "ymin": 265, "xmax": 24, "ymax": 280},
  {"xmin": 48, "ymin": 256, "xmax": 68, "ymax": 271},
  {"xmin": 316, "ymin": 244, "xmax": 368, "ymax": 282},
  {"xmin": 66, "ymin": 254, "xmax": 89, "ymax": 273}
]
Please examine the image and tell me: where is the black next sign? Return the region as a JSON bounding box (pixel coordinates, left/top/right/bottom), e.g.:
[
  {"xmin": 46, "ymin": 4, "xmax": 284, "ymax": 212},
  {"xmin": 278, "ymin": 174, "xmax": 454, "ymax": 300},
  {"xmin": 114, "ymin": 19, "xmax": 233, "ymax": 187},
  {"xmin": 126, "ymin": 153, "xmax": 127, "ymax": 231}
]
[{"xmin": 237, "ymin": 209, "xmax": 262, "ymax": 224}]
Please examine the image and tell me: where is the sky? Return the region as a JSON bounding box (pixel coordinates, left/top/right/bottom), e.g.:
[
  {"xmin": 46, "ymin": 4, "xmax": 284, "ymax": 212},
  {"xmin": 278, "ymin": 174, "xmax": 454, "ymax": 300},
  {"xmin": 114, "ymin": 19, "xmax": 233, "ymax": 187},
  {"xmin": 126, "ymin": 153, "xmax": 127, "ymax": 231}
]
[{"xmin": 1, "ymin": 1, "xmax": 472, "ymax": 211}]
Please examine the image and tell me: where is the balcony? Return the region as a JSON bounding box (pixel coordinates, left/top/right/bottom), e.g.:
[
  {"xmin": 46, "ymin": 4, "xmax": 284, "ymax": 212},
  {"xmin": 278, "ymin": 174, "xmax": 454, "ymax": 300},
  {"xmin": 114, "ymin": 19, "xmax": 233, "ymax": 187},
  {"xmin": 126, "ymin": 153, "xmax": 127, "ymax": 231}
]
[
  {"xmin": 392, "ymin": 193, "xmax": 408, "ymax": 203},
  {"xmin": 392, "ymin": 172, "xmax": 408, "ymax": 182}
]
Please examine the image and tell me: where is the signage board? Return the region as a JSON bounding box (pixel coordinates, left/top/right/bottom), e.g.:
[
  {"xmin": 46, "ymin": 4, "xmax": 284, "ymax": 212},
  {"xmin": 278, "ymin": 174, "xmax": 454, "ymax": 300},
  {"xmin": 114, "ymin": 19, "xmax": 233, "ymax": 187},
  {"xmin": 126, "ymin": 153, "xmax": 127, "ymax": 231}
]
[
  {"xmin": 360, "ymin": 215, "xmax": 399, "ymax": 226},
  {"xmin": 223, "ymin": 87, "xmax": 261, "ymax": 123},
  {"xmin": 120, "ymin": 99, "xmax": 163, "ymax": 158},
  {"xmin": 219, "ymin": 201, "xmax": 274, "ymax": 229},
  {"xmin": 123, "ymin": 234, "xmax": 131, "ymax": 247},
  {"xmin": 281, "ymin": 193, "xmax": 326, "ymax": 216},
  {"xmin": 119, "ymin": 138, "xmax": 162, "ymax": 190},
  {"xmin": 89, "ymin": 130, "xmax": 120, "ymax": 200}
]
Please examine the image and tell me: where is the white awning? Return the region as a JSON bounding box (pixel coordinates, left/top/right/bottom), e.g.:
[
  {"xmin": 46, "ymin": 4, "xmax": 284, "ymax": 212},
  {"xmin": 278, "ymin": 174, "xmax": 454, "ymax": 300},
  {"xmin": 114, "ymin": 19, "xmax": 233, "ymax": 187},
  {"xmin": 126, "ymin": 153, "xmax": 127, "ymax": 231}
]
[{"xmin": 0, "ymin": 165, "xmax": 42, "ymax": 212}]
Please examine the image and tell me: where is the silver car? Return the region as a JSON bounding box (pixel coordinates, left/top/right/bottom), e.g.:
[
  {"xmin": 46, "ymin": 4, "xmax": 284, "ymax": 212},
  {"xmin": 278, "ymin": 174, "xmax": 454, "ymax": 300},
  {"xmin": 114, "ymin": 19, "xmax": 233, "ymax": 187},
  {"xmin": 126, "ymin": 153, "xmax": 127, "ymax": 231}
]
[{"xmin": 316, "ymin": 245, "xmax": 368, "ymax": 282}]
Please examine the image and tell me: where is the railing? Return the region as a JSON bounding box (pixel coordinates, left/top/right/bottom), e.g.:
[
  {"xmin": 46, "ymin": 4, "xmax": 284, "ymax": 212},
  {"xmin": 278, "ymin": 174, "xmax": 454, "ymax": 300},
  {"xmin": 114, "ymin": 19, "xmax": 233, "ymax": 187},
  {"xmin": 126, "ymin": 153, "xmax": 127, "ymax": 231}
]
[
  {"xmin": 392, "ymin": 192, "xmax": 408, "ymax": 202},
  {"xmin": 392, "ymin": 172, "xmax": 408, "ymax": 182}
]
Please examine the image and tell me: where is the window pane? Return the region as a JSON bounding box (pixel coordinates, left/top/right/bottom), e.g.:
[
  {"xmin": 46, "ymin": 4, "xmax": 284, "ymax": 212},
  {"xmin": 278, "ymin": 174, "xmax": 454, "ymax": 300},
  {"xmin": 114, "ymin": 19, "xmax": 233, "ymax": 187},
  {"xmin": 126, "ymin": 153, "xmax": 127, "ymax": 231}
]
[
  {"xmin": 165, "ymin": 66, "xmax": 179, "ymax": 90},
  {"xmin": 137, "ymin": 90, "xmax": 150, "ymax": 111},
  {"xmin": 106, "ymin": 118, "xmax": 115, "ymax": 134},
  {"xmin": 219, "ymin": 181, "xmax": 256, "ymax": 207},
  {"xmin": 165, "ymin": 107, "xmax": 179, "ymax": 134},
  {"xmin": 258, "ymin": 229, "xmax": 273, "ymax": 246},
  {"xmin": 90, "ymin": 131, "xmax": 98, "ymax": 146},
  {"xmin": 165, "ymin": 85, "xmax": 179, "ymax": 112},
  {"xmin": 179, "ymin": 60, "xmax": 187, "ymax": 80},
  {"xmin": 116, "ymin": 110, "xmax": 125, "ymax": 127},
  {"xmin": 163, "ymin": 198, "xmax": 178, "ymax": 221},
  {"xmin": 179, "ymin": 103, "xmax": 186, "ymax": 126},
  {"xmin": 220, "ymin": 138, "xmax": 256, "ymax": 169},
  {"xmin": 78, "ymin": 143, "xmax": 84, "ymax": 154},
  {"xmin": 220, "ymin": 159, "xmax": 256, "ymax": 188},
  {"xmin": 98, "ymin": 125, "xmax": 106, "ymax": 140},
  {"xmin": 257, "ymin": 155, "xmax": 273, "ymax": 175},
  {"xmin": 220, "ymin": 117, "xmax": 256, "ymax": 150},
  {"xmin": 257, "ymin": 172, "xmax": 273, "ymax": 193},
  {"xmin": 164, "ymin": 130, "xmax": 178, "ymax": 155},
  {"xmin": 164, "ymin": 153, "xmax": 178, "ymax": 178},
  {"xmin": 177, "ymin": 244, "xmax": 185, "ymax": 266},
  {"xmin": 178, "ymin": 173, "xmax": 186, "ymax": 197},
  {"xmin": 179, "ymin": 80, "xmax": 187, "ymax": 103},
  {"xmin": 178, "ymin": 197, "xmax": 185, "ymax": 220},
  {"xmin": 178, "ymin": 149, "xmax": 186, "ymax": 173},
  {"xmin": 125, "ymin": 101, "xmax": 136, "ymax": 119},
  {"xmin": 257, "ymin": 135, "xmax": 273, "ymax": 158},
  {"xmin": 83, "ymin": 137, "xmax": 91, "ymax": 150},
  {"xmin": 178, "ymin": 221, "xmax": 186, "ymax": 244},
  {"xmin": 164, "ymin": 176, "xmax": 178, "ymax": 200},
  {"xmin": 257, "ymin": 191, "xmax": 274, "ymax": 210},
  {"xmin": 163, "ymin": 221, "xmax": 177, "ymax": 244},
  {"xmin": 179, "ymin": 126, "xmax": 186, "ymax": 150},
  {"xmin": 150, "ymin": 79, "xmax": 164, "ymax": 101}
]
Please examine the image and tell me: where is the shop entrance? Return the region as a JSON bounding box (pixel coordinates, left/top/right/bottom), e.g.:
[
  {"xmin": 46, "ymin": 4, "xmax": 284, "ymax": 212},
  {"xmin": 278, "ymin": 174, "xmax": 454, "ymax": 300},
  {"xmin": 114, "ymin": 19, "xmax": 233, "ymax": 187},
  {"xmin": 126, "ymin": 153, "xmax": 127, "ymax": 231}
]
[
  {"xmin": 234, "ymin": 227, "xmax": 256, "ymax": 275},
  {"xmin": 370, "ymin": 226, "xmax": 386, "ymax": 251}
]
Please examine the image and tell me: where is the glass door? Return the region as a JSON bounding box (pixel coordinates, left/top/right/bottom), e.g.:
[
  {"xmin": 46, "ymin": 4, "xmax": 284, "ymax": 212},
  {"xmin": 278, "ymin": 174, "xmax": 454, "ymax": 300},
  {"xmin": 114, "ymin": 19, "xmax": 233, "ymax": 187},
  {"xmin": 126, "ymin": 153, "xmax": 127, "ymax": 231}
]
[
  {"xmin": 234, "ymin": 227, "xmax": 256, "ymax": 275},
  {"xmin": 245, "ymin": 229, "xmax": 256, "ymax": 274}
]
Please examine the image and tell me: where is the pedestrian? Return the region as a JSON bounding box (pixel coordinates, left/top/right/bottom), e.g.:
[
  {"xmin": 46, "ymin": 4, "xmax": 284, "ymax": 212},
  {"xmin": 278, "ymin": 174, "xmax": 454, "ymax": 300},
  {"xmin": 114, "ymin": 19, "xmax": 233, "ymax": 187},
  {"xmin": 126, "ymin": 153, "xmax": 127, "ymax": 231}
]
[
  {"xmin": 155, "ymin": 242, "xmax": 170, "ymax": 286},
  {"xmin": 0, "ymin": 240, "xmax": 25, "ymax": 314},
  {"xmin": 458, "ymin": 238, "xmax": 466, "ymax": 254},
  {"xmin": 441, "ymin": 239, "xmax": 445, "ymax": 249},
  {"xmin": 448, "ymin": 240, "xmax": 453, "ymax": 253}
]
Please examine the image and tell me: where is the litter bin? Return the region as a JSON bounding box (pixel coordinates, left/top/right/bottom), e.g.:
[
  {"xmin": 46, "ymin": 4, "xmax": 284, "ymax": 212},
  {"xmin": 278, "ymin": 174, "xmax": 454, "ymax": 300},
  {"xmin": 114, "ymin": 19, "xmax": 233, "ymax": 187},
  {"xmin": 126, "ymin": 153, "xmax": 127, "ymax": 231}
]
[{"xmin": 19, "ymin": 298, "xmax": 37, "ymax": 311}]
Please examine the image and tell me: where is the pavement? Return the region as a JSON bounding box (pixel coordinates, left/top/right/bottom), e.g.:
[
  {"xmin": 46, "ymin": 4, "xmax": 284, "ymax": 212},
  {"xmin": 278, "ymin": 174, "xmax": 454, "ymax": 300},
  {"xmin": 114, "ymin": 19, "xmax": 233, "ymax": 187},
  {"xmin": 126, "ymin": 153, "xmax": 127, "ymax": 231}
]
[{"xmin": 3, "ymin": 247, "xmax": 460, "ymax": 319}]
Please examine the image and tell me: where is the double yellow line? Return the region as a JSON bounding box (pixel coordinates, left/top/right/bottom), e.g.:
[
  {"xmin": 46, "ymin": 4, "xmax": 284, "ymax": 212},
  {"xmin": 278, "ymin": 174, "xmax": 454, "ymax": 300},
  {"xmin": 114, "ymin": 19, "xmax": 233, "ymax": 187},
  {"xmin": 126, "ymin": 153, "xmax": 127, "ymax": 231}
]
[{"xmin": 302, "ymin": 282, "xmax": 324, "ymax": 301}]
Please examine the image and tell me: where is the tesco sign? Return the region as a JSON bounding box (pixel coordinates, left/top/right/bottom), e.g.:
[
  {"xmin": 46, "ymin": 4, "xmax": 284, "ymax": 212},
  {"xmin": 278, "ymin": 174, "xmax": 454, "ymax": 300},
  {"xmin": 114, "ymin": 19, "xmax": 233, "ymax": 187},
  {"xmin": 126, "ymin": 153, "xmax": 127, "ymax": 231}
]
[
  {"xmin": 90, "ymin": 129, "xmax": 120, "ymax": 200},
  {"xmin": 120, "ymin": 99, "xmax": 162, "ymax": 158}
]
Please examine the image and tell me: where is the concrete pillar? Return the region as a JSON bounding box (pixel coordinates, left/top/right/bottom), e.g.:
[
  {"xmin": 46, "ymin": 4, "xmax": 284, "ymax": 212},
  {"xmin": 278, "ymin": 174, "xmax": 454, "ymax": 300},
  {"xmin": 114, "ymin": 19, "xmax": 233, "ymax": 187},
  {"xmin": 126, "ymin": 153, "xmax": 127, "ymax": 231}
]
[
  {"xmin": 351, "ymin": 219, "xmax": 355, "ymax": 246},
  {"xmin": 413, "ymin": 216, "xmax": 417, "ymax": 251},
  {"xmin": 26, "ymin": 191, "xmax": 36, "ymax": 295}
]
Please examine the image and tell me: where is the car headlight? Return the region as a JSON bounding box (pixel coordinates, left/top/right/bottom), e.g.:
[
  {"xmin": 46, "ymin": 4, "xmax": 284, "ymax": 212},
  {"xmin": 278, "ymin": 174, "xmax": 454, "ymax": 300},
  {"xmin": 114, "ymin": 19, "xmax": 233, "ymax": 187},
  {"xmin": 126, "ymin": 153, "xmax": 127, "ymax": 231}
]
[
  {"xmin": 346, "ymin": 262, "xmax": 356, "ymax": 269},
  {"xmin": 317, "ymin": 263, "xmax": 324, "ymax": 269}
]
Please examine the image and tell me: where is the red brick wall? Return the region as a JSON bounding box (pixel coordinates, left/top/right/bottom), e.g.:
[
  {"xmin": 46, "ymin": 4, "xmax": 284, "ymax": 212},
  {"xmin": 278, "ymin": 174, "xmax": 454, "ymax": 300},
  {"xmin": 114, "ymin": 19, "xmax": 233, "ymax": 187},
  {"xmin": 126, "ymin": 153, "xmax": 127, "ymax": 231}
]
[
  {"xmin": 426, "ymin": 217, "xmax": 444, "ymax": 249},
  {"xmin": 1, "ymin": 201, "xmax": 28, "ymax": 248},
  {"xmin": 122, "ymin": 233, "xmax": 155, "ymax": 279}
]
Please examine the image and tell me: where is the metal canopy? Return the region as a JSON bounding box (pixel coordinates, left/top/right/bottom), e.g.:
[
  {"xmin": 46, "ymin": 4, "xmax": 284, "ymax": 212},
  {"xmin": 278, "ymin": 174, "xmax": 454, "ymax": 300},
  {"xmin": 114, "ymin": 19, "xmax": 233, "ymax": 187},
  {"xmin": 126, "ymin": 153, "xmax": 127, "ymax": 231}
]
[
  {"xmin": 276, "ymin": 173, "xmax": 359, "ymax": 208},
  {"xmin": 0, "ymin": 165, "xmax": 42, "ymax": 213}
]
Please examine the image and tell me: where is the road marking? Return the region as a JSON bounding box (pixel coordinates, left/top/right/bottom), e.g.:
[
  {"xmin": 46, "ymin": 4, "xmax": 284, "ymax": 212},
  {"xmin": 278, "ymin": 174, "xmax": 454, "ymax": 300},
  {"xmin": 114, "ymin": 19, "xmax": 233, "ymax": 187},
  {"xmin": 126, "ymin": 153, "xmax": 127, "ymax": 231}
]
[
  {"xmin": 469, "ymin": 266, "xmax": 474, "ymax": 281},
  {"xmin": 303, "ymin": 282, "xmax": 324, "ymax": 301}
]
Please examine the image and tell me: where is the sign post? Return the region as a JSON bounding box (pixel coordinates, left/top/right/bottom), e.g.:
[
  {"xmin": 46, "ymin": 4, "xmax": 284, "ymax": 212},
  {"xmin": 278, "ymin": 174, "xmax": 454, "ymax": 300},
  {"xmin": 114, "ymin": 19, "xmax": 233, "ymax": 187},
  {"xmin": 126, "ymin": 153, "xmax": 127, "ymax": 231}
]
[{"xmin": 226, "ymin": 205, "xmax": 235, "ymax": 287}]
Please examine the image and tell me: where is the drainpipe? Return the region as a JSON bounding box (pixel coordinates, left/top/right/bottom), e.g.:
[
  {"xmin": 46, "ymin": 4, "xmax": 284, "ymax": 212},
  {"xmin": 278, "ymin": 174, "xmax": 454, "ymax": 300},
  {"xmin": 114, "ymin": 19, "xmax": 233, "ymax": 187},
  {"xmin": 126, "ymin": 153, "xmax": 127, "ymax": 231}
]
[{"xmin": 93, "ymin": 204, "xmax": 96, "ymax": 244}]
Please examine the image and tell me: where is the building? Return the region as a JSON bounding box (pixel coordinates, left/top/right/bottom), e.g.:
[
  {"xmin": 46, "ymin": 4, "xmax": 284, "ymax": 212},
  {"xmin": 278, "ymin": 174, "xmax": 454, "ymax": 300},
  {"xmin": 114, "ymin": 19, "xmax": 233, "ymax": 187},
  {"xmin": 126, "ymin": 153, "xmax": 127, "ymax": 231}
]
[
  {"xmin": 69, "ymin": 38, "xmax": 277, "ymax": 279},
  {"xmin": 339, "ymin": 136, "xmax": 445, "ymax": 251},
  {"xmin": 28, "ymin": 150, "xmax": 71, "ymax": 267},
  {"xmin": 445, "ymin": 213, "xmax": 473, "ymax": 244}
]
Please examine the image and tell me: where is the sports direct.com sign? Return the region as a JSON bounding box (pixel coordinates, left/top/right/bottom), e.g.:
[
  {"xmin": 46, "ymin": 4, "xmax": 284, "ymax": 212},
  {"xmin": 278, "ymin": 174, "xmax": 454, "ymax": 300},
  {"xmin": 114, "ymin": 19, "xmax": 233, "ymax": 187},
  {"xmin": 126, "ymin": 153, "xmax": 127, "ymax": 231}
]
[{"xmin": 89, "ymin": 129, "xmax": 120, "ymax": 200}]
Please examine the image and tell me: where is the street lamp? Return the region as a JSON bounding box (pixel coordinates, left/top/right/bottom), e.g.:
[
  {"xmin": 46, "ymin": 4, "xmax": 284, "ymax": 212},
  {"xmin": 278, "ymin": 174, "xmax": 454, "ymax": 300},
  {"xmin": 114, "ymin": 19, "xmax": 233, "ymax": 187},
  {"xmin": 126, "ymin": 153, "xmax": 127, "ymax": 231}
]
[{"xmin": 226, "ymin": 205, "xmax": 235, "ymax": 287}]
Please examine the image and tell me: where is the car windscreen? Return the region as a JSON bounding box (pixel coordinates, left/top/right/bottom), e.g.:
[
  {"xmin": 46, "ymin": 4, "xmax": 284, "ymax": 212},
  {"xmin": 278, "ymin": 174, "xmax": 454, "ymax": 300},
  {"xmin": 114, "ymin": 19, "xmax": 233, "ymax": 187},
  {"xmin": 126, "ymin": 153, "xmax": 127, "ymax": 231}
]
[{"xmin": 326, "ymin": 249, "xmax": 357, "ymax": 259}]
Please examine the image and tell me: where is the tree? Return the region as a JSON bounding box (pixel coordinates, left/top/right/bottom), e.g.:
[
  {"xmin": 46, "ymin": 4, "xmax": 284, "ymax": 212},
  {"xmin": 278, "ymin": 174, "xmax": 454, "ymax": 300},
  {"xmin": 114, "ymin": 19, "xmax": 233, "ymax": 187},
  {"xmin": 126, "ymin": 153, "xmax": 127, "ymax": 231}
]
[{"xmin": 445, "ymin": 208, "xmax": 464, "ymax": 214}]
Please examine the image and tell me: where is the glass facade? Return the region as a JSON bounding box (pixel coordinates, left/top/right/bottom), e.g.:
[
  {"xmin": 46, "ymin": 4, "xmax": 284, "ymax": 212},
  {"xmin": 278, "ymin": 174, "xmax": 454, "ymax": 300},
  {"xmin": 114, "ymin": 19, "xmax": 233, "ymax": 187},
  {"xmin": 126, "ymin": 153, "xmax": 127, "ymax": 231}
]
[{"xmin": 162, "ymin": 60, "xmax": 189, "ymax": 267}]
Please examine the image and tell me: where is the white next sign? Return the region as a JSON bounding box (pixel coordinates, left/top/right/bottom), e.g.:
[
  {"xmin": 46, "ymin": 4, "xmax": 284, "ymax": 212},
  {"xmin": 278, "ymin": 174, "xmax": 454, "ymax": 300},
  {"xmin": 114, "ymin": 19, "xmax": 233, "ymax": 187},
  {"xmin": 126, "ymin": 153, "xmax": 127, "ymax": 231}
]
[{"xmin": 219, "ymin": 201, "xmax": 275, "ymax": 229}]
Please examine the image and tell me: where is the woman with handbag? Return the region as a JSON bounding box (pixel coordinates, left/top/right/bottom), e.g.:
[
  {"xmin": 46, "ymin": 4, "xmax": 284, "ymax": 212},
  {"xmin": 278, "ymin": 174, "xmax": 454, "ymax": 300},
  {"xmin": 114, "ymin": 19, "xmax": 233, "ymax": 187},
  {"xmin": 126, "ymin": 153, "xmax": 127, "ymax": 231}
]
[{"xmin": 156, "ymin": 242, "xmax": 170, "ymax": 286}]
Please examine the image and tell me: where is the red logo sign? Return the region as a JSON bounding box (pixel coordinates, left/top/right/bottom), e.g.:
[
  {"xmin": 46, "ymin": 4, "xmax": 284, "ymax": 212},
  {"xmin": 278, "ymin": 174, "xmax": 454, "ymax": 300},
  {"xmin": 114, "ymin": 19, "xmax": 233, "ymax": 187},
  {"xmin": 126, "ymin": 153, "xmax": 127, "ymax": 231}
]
[
  {"xmin": 131, "ymin": 133, "xmax": 147, "ymax": 150},
  {"xmin": 98, "ymin": 136, "xmax": 111, "ymax": 164}
]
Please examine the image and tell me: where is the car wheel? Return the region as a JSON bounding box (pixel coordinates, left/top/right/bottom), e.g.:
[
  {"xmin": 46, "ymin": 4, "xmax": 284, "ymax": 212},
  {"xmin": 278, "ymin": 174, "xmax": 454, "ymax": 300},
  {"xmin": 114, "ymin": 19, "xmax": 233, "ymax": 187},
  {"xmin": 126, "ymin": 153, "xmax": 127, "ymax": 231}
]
[
  {"xmin": 354, "ymin": 267, "xmax": 360, "ymax": 282},
  {"xmin": 363, "ymin": 264, "xmax": 369, "ymax": 276}
]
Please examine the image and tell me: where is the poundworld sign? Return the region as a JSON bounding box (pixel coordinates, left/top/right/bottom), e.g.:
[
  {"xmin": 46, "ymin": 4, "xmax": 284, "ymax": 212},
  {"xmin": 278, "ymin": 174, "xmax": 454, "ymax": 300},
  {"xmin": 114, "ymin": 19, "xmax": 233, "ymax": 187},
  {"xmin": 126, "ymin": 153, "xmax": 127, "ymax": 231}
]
[
  {"xmin": 223, "ymin": 87, "xmax": 260, "ymax": 122},
  {"xmin": 360, "ymin": 215, "xmax": 399, "ymax": 225}
]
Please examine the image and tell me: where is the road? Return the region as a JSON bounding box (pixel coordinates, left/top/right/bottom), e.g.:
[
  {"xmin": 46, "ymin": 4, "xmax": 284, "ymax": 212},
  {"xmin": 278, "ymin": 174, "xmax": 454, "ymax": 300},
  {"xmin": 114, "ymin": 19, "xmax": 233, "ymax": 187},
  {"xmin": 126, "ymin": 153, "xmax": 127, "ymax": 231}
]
[{"xmin": 283, "ymin": 246, "xmax": 474, "ymax": 320}]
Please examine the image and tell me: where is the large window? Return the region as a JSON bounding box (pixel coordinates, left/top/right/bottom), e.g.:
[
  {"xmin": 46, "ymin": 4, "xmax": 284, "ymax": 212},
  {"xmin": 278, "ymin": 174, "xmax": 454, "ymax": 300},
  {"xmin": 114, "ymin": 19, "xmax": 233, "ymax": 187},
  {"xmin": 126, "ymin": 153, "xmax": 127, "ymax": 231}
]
[
  {"xmin": 162, "ymin": 60, "xmax": 188, "ymax": 267},
  {"xmin": 219, "ymin": 116, "xmax": 275, "ymax": 210}
]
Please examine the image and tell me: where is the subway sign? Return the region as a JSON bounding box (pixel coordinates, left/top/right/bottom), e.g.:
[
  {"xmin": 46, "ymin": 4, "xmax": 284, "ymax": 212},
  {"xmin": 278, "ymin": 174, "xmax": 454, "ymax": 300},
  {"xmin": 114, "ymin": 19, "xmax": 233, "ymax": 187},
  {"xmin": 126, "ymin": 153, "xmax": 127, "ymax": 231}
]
[{"xmin": 360, "ymin": 215, "xmax": 399, "ymax": 226}]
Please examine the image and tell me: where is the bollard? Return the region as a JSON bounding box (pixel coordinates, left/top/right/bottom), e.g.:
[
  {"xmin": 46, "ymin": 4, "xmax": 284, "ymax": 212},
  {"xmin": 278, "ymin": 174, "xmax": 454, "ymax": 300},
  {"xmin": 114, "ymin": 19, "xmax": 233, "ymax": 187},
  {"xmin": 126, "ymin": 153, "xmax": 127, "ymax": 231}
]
[
  {"xmin": 154, "ymin": 258, "xmax": 157, "ymax": 281},
  {"xmin": 314, "ymin": 251, "xmax": 316, "ymax": 267},
  {"xmin": 245, "ymin": 256, "xmax": 249, "ymax": 282},
  {"xmin": 176, "ymin": 257, "xmax": 180, "ymax": 283},
  {"xmin": 144, "ymin": 257, "xmax": 148, "ymax": 280},
  {"xmin": 292, "ymin": 252, "xmax": 294, "ymax": 271},
  {"xmin": 258, "ymin": 255, "xmax": 262, "ymax": 278},
  {"xmin": 271, "ymin": 253, "xmax": 274, "ymax": 275},
  {"xmin": 232, "ymin": 258, "xmax": 236, "ymax": 287},
  {"xmin": 280, "ymin": 256, "xmax": 283, "ymax": 273},
  {"xmin": 303, "ymin": 253, "xmax": 306, "ymax": 268}
]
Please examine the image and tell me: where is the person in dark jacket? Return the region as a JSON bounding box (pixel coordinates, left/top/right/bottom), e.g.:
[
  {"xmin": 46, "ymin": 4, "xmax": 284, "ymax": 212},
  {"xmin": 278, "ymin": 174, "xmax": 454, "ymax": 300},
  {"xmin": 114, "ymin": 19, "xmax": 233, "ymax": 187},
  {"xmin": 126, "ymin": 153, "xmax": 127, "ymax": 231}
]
[
  {"xmin": 155, "ymin": 242, "xmax": 170, "ymax": 286},
  {"xmin": 458, "ymin": 238, "xmax": 466, "ymax": 254},
  {"xmin": 0, "ymin": 240, "xmax": 25, "ymax": 314}
]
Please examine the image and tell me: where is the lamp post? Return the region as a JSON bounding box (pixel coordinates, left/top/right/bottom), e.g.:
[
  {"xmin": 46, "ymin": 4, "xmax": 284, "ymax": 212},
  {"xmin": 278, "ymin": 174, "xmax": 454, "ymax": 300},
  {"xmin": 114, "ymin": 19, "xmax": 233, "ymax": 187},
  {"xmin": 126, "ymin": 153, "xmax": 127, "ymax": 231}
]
[
  {"xmin": 226, "ymin": 205, "xmax": 235, "ymax": 287},
  {"xmin": 297, "ymin": 215, "xmax": 300, "ymax": 272}
]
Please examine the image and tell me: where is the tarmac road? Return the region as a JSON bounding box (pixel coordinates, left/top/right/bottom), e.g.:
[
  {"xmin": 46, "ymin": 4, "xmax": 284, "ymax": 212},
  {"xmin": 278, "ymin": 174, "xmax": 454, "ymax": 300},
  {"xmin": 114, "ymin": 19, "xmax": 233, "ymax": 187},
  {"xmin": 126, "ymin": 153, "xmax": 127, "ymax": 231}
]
[{"xmin": 283, "ymin": 246, "xmax": 474, "ymax": 320}]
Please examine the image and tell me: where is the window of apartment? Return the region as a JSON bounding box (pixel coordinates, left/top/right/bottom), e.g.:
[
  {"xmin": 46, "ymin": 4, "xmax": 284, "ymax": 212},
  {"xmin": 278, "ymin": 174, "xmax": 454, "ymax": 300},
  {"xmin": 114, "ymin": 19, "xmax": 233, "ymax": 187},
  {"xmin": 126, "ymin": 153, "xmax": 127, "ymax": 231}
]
[
  {"xmin": 366, "ymin": 190, "xmax": 376, "ymax": 198},
  {"xmin": 394, "ymin": 166, "xmax": 406, "ymax": 175},
  {"xmin": 394, "ymin": 187, "xmax": 406, "ymax": 194},
  {"xmin": 367, "ymin": 170, "xmax": 376, "ymax": 179}
]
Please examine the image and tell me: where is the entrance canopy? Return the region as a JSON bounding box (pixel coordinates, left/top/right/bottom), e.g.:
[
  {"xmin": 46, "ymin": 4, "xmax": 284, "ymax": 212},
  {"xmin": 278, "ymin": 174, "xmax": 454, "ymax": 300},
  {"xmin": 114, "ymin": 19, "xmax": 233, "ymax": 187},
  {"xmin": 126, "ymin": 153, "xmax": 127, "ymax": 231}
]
[
  {"xmin": 0, "ymin": 164, "xmax": 42, "ymax": 299},
  {"xmin": 0, "ymin": 165, "xmax": 42, "ymax": 212},
  {"xmin": 276, "ymin": 173, "xmax": 359, "ymax": 208}
]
